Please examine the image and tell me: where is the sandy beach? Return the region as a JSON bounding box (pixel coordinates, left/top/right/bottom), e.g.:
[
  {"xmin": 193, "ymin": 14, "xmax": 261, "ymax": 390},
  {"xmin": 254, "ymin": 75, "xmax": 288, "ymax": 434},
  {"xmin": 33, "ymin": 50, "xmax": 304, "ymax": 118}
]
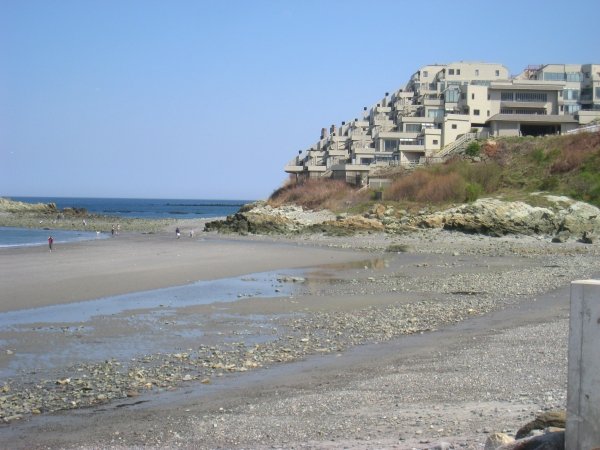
[{"xmin": 1, "ymin": 225, "xmax": 600, "ymax": 449}]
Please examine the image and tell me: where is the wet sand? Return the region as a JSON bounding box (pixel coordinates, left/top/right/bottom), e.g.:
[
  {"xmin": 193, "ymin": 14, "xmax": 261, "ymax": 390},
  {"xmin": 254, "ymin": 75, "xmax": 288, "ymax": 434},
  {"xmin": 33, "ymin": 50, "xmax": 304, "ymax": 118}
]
[
  {"xmin": 0, "ymin": 231, "xmax": 366, "ymax": 312},
  {"xmin": 1, "ymin": 228, "xmax": 600, "ymax": 449}
]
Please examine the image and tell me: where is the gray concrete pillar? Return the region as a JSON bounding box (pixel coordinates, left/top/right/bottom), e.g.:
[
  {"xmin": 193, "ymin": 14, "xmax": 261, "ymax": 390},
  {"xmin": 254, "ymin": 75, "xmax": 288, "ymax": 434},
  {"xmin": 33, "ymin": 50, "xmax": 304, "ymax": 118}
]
[{"xmin": 567, "ymin": 280, "xmax": 600, "ymax": 450}]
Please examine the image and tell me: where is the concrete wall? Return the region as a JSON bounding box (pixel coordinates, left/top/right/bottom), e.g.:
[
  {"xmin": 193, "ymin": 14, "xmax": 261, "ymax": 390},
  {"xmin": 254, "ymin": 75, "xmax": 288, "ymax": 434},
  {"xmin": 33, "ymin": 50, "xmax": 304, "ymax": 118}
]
[
  {"xmin": 567, "ymin": 280, "xmax": 600, "ymax": 450},
  {"xmin": 442, "ymin": 115, "xmax": 471, "ymax": 146}
]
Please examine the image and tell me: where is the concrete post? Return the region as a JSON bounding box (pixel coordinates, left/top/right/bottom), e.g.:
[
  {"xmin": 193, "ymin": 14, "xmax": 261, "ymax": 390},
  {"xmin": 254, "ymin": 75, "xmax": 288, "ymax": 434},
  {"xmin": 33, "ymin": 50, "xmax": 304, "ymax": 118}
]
[{"xmin": 567, "ymin": 280, "xmax": 600, "ymax": 450}]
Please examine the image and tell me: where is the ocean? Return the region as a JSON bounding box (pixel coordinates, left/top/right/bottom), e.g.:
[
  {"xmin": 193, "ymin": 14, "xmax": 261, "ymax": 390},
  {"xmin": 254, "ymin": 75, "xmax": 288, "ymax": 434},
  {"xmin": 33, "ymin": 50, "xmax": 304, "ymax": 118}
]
[
  {"xmin": 8, "ymin": 196, "xmax": 251, "ymax": 220},
  {"xmin": 1, "ymin": 196, "xmax": 251, "ymax": 247}
]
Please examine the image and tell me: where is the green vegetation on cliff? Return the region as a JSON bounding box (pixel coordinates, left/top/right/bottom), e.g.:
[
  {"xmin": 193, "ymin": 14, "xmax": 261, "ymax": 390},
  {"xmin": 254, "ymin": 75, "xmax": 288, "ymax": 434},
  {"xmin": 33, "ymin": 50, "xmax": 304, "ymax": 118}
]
[{"xmin": 270, "ymin": 132, "xmax": 600, "ymax": 211}]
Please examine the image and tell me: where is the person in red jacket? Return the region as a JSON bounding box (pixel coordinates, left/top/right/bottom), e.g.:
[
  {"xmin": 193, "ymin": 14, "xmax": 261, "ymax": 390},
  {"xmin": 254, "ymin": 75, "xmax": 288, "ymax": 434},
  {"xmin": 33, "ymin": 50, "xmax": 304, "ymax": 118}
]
[{"xmin": 48, "ymin": 236, "xmax": 54, "ymax": 252}]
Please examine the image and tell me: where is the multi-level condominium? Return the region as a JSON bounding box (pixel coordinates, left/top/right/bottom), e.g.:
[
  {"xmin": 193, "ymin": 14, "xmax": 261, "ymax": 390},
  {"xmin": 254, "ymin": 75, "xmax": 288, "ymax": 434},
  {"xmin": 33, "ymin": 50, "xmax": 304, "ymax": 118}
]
[{"xmin": 285, "ymin": 62, "xmax": 600, "ymax": 185}]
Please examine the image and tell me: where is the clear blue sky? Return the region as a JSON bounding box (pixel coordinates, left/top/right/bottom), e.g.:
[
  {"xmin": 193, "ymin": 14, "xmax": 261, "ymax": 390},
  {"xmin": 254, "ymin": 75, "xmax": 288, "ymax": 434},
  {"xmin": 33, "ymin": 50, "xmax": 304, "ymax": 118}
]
[{"xmin": 1, "ymin": 0, "xmax": 598, "ymax": 200}]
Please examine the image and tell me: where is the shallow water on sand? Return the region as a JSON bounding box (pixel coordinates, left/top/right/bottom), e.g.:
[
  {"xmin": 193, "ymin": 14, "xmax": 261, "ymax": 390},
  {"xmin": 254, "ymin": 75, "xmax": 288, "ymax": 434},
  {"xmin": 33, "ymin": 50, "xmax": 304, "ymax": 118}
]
[
  {"xmin": 0, "ymin": 269, "xmax": 305, "ymax": 377},
  {"xmin": 0, "ymin": 226, "xmax": 108, "ymax": 248}
]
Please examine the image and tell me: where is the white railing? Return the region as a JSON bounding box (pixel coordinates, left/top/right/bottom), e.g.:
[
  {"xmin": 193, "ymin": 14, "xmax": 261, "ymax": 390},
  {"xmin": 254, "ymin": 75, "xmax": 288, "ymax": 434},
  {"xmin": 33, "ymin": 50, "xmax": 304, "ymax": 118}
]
[
  {"xmin": 566, "ymin": 124, "xmax": 600, "ymax": 135},
  {"xmin": 435, "ymin": 132, "xmax": 478, "ymax": 158}
]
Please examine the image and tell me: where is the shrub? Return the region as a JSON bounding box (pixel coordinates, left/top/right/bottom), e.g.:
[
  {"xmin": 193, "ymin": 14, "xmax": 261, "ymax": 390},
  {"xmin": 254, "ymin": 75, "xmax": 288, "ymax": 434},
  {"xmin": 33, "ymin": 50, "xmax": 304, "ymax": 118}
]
[
  {"xmin": 465, "ymin": 183, "xmax": 483, "ymax": 202},
  {"xmin": 465, "ymin": 141, "xmax": 481, "ymax": 157},
  {"xmin": 539, "ymin": 176, "xmax": 559, "ymax": 191}
]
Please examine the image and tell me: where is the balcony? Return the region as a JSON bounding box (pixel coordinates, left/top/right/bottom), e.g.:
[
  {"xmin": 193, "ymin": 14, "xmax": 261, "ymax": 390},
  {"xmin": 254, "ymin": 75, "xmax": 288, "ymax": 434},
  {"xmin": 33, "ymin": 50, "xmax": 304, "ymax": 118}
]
[{"xmin": 284, "ymin": 156, "xmax": 305, "ymax": 173}]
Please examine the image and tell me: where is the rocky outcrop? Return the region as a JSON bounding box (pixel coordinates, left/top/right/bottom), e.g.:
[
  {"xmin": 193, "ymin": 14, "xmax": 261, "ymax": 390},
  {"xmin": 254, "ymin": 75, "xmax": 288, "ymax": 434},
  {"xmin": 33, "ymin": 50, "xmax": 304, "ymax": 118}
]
[
  {"xmin": 0, "ymin": 197, "xmax": 58, "ymax": 214},
  {"xmin": 416, "ymin": 198, "xmax": 558, "ymax": 236},
  {"xmin": 417, "ymin": 197, "xmax": 600, "ymax": 240},
  {"xmin": 205, "ymin": 196, "xmax": 600, "ymax": 242},
  {"xmin": 204, "ymin": 201, "xmax": 337, "ymax": 235}
]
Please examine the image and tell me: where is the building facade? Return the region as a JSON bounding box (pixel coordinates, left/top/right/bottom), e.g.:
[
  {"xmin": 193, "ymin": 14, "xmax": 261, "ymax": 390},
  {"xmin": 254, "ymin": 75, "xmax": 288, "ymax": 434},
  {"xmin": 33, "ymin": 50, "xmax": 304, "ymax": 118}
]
[{"xmin": 285, "ymin": 61, "xmax": 600, "ymax": 185}]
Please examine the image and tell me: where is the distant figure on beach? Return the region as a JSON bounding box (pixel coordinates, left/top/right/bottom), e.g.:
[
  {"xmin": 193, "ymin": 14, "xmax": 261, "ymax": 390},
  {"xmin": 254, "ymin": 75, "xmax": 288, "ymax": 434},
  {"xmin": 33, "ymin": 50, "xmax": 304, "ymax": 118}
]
[
  {"xmin": 116, "ymin": 223, "xmax": 120, "ymax": 235},
  {"xmin": 82, "ymin": 219, "xmax": 87, "ymax": 227},
  {"xmin": 48, "ymin": 236, "xmax": 53, "ymax": 252},
  {"xmin": 189, "ymin": 229, "xmax": 194, "ymax": 238},
  {"xmin": 111, "ymin": 225, "xmax": 115, "ymax": 236},
  {"xmin": 176, "ymin": 227, "xmax": 181, "ymax": 239}
]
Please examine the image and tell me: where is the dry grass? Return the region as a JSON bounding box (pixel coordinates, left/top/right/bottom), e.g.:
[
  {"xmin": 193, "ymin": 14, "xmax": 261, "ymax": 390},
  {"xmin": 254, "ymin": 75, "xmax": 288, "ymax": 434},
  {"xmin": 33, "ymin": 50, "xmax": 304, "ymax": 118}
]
[
  {"xmin": 268, "ymin": 178, "xmax": 368, "ymax": 211},
  {"xmin": 386, "ymin": 170, "xmax": 466, "ymax": 203},
  {"xmin": 550, "ymin": 132, "xmax": 600, "ymax": 174}
]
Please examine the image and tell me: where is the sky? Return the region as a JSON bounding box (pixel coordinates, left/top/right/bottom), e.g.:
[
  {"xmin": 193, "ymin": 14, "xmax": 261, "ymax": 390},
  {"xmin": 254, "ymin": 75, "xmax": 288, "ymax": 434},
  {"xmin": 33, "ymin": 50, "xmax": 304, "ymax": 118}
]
[{"xmin": 1, "ymin": 0, "xmax": 599, "ymax": 200}]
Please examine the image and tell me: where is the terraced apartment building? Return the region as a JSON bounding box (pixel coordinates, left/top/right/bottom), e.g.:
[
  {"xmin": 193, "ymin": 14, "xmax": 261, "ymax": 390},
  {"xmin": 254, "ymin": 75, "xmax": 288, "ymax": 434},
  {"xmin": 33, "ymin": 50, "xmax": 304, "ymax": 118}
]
[{"xmin": 285, "ymin": 62, "xmax": 600, "ymax": 185}]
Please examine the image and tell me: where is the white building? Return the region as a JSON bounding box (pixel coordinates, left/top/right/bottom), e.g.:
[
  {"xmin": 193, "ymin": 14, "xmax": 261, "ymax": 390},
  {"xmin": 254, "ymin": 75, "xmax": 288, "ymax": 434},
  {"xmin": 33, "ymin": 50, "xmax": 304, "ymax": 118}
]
[{"xmin": 285, "ymin": 61, "xmax": 600, "ymax": 184}]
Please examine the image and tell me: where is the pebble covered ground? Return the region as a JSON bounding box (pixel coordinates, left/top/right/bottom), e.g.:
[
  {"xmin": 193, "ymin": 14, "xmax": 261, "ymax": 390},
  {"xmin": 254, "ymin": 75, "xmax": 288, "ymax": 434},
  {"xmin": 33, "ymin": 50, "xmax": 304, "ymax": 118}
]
[{"xmin": 1, "ymin": 228, "xmax": 599, "ymax": 449}]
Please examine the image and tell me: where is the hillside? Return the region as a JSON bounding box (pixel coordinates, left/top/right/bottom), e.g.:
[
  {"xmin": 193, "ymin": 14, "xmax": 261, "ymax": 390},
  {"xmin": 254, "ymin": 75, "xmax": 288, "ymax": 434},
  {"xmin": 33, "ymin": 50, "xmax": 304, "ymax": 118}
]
[
  {"xmin": 206, "ymin": 132, "xmax": 600, "ymax": 241},
  {"xmin": 272, "ymin": 132, "xmax": 600, "ymax": 211}
]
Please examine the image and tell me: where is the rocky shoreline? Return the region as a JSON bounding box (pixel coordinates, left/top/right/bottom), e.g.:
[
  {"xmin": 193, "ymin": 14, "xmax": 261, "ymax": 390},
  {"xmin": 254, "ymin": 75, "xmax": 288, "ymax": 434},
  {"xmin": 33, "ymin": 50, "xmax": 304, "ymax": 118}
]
[
  {"xmin": 205, "ymin": 195, "xmax": 600, "ymax": 244},
  {"xmin": 2, "ymin": 197, "xmax": 599, "ymax": 448}
]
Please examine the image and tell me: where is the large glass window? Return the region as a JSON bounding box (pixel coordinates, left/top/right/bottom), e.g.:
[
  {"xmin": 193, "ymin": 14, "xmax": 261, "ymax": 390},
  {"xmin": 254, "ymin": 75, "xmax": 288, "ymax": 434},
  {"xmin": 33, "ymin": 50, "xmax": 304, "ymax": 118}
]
[
  {"xmin": 405, "ymin": 123, "xmax": 422, "ymax": 132},
  {"xmin": 427, "ymin": 109, "xmax": 444, "ymax": 119},
  {"xmin": 564, "ymin": 89, "xmax": 580, "ymax": 100},
  {"xmin": 543, "ymin": 72, "xmax": 565, "ymax": 81},
  {"xmin": 515, "ymin": 92, "xmax": 548, "ymax": 102},
  {"xmin": 383, "ymin": 139, "xmax": 399, "ymax": 152},
  {"xmin": 445, "ymin": 89, "xmax": 460, "ymax": 102},
  {"xmin": 501, "ymin": 92, "xmax": 514, "ymax": 101},
  {"xmin": 595, "ymin": 87, "xmax": 600, "ymax": 99},
  {"xmin": 565, "ymin": 104, "xmax": 581, "ymax": 114},
  {"xmin": 566, "ymin": 72, "xmax": 583, "ymax": 82}
]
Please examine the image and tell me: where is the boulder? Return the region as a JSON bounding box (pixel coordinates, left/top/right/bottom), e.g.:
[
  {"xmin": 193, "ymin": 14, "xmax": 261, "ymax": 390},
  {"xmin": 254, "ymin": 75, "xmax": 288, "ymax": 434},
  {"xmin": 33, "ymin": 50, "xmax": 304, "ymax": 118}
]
[
  {"xmin": 515, "ymin": 410, "xmax": 566, "ymax": 439},
  {"xmin": 415, "ymin": 198, "xmax": 558, "ymax": 236},
  {"xmin": 496, "ymin": 430, "xmax": 564, "ymax": 450},
  {"xmin": 485, "ymin": 432, "xmax": 515, "ymax": 449}
]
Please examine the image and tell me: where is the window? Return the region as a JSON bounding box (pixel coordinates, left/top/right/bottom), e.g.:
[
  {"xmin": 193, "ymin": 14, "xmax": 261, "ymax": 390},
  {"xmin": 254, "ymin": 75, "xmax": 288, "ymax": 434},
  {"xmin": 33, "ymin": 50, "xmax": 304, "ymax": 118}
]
[
  {"xmin": 596, "ymin": 87, "xmax": 600, "ymax": 99},
  {"xmin": 423, "ymin": 70, "xmax": 428, "ymax": 77},
  {"xmin": 383, "ymin": 139, "xmax": 399, "ymax": 152},
  {"xmin": 564, "ymin": 89, "xmax": 580, "ymax": 100},
  {"xmin": 515, "ymin": 92, "xmax": 548, "ymax": 102},
  {"xmin": 543, "ymin": 72, "xmax": 565, "ymax": 81},
  {"xmin": 471, "ymin": 93, "xmax": 475, "ymax": 100},
  {"xmin": 405, "ymin": 123, "xmax": 422, "ymax": 132},
  {"xmin": 461, "ymin": 93, "xmax": 466, "ymax": 100},
  {"xmin": 495, "ymin": 70, "xmax": 500, "ymax": 76},
  {"xmin": 566, "ymin": 72, "xmax": 583, "ymax": 82},
  {"xmin": 487, "ymin": 110, "xmax": 490, "ymax": 116},
  {"xmin": 456, "ymin": 69, "xmax": 461, "ymax": 75},
  {"xmin": 473, "ymin": 109, "xmax": 480, "ymax": 116},
  {"xmin": 445, "ymin": 89, "xmax": 460, "ymax": 102},
  {"xmin": 475, "ymin": 69, "xmax": 479, "ymax": 76},
  {"xmin": 451, "ymin": 124, "xmax": 457, "ymax": 129},
  {"xmin": 427, "ymin": 109, "xmax": 444, "ymax": 119},
  {"xmin": 565, "ymin": 104, "xmax": 581, "ymax": 114},
  {"xmin": 501, "ymin": 92, "xmax": 514, "ymax": 101},
  {"xmin": 581, "ymin": 87, "xmax": 593, "ymax": 100},
  {"xmin": 433, "ymin": 139, "xmax": 439, "ymax": 145},
  {"xmin": 448, "ymin": 69, "xmax": 455, "ymax": 75}
]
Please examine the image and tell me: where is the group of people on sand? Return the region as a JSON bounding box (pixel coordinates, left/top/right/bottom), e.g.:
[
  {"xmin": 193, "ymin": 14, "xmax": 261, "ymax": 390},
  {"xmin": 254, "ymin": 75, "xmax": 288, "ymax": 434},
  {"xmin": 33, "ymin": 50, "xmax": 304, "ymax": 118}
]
[
  {"xmin": 111, "ymin": 223, "xmax": 120, "ymax": 236},
  {"xmin": 175, "ymin": 227, "xmax": 194, "ymax": 238}
]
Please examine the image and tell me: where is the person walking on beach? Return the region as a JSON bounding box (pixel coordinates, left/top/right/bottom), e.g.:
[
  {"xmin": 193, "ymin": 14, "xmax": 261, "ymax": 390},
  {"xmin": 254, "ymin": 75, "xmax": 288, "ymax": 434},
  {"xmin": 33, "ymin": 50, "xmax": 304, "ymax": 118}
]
[
  {"xmin": 176, "ymin": 227, "xmax": 181, "ymax": 239},
  {"xmin": 48, "ymin": 236, "xmax": 54, "ymax": 252}
]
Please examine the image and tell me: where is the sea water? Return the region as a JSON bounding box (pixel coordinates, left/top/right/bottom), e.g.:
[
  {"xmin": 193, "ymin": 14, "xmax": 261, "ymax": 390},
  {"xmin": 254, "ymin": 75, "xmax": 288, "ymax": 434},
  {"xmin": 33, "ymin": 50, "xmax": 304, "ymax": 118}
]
[
  {"xmin": 7, "ymin": 196, "xmax": 250, "ymax": 220},
  {"xmin": 0, "ymin": 227, "xmax": 108, "ymax": 248}
]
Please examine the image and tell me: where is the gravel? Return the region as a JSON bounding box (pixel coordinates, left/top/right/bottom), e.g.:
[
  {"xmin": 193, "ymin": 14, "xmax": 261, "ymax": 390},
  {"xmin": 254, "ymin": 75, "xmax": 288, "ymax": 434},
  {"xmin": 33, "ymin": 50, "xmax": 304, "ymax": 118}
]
[{"xmin": 2, "ymin": 227, "xmax": 599, "ymax": 449}]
